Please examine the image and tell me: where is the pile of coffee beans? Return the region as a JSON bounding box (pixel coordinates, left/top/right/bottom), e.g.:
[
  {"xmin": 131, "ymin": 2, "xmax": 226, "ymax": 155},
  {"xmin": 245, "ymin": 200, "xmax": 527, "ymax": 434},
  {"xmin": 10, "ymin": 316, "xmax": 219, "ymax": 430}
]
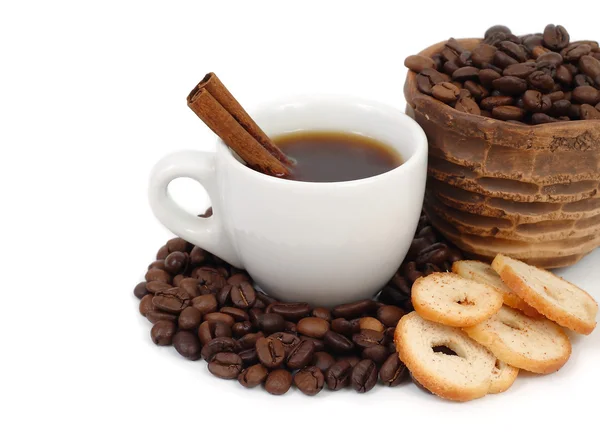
[
  {"xmin": 405, "ymin": 24, "xmax": 600, "ymax": 123},
  {"xmin": 134, "ymin": 209, "xmax": 461, "ymax": 395}
]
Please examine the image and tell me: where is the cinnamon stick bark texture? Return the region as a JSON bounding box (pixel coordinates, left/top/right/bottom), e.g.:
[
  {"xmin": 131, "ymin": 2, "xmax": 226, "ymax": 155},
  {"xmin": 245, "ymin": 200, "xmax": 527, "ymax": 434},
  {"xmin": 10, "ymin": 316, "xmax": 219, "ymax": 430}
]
[
  {"xmin": 188, "ymin": 88, "xmax": 290, "ymax": 177},
  {"xmin": 189, "ymin": 73, "xmax": 293, "ymax": 166}
]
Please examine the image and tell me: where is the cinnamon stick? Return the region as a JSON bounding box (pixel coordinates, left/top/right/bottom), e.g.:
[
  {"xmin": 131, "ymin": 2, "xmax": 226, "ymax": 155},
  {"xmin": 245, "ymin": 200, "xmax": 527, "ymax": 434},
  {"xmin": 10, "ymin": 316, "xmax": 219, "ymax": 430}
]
[
  {"xmin": 188, "ymin": 73, "xmax": 293, "ymax": 166},
  {"xmin": 188, "ymin": 88, "xmax": 290, "ymax": 177}
]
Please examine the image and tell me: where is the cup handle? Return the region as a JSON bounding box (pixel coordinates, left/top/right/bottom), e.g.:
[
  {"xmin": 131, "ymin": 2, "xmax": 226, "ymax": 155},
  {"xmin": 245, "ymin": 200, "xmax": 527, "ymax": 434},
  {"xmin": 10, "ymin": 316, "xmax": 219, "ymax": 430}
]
[{"xmin": 148, "ymin": 150, "xmax": 242, "ymax": 267}]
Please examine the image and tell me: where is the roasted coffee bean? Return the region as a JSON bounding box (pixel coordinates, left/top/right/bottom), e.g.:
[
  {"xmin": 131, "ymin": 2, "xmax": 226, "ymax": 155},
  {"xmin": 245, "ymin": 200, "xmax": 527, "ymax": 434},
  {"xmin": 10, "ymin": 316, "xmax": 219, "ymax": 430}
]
[
  {"xmin": 331, "ymin": 318, "xmax": 358, "ymax": 336},
  {"xmin": 352, "ymin": 329, "xmax": 386, "ymax": 348},
  {"xmin": 267, "ymin": 303, "xmax": 312, "ymax": 321},
  {"xmin": 579, "ymin": 55, "xmax": 600, "ymax": 80},
  {"xmin": 166, "ymin": 237, "xmax": 189, "ymax": 253},
  {"xmin": 248, "ymin": 307, "xmax": 263, "ymax": 328},
  {"xmin": 173, "ymin": 330, "xmax": 202, "ymax": 360},
  {"xmin": 492, "ymin": 105, "xmax": 526, "ymax": 121},
  {"xmin": 332, "ymin": 299, "xmax": 376, "ymax": 319},
  {"xmin": 443, "ymin": 61, "xmax": 459, "ymax": 75},
  {"xmin": 562, "ymin": 44, "xmax": 591, "ymax": 62},
  {"xmin": 134, "ymin": 282, "xmax": 148, "ymax": 299},
  {"xmin": 572, "ymin": 86, "xmax": 600, "ymax": 105},
  {"xmin": 178, "ymin": 306, "xmax": 202, "ymax": 330},
  {"xmin": 480, "ymin": 95, "xmax": 515, "ymax": 111},
  {"xmin": 528, "ymin": 70, "xmax": 555, "ymax": 92},
  {"xmin": 234, "ymin": 330, "xmax": 263, "ymax": 349},
  {"xmin": 555, "ymin": 65, "xmax": 573, "ymax": 85},
  {"xmin": 253, "ymin": 298, "xmax": 266, "ymax": 310},
  {"xmin": 269, "ymin": 332, "xmax": 300, "ymax": 356},
  {"xmin": 362, "ymin": 345, "xmax": 390, "ymax": 364},
  {"xmin": 208, "ymin": 352, "xmax": 242, "ymax": 379},
  {"xmin": 531, "ymin": 113, "xmax": 560, "ymax": 124},
  {"xmin": 220, "ymin": 307, "xmax": 249, "ymax": 322},
  {"xmin": 256, "ymin": 313, "xmax": 286, "ymax": 334},
  {"xmin": 415, "ymin": 242, "xmax": 449, "ymax": 266},
  {"xmin": 256, "ymin": 336, "xmax": 286, "ymax": 368},
  {"xmin": 198, "ymin": 321, "xmax": 232, "ymax": 345},
  {"xmin": 581, "ymin": 104, "xmax": 600, "ymax": 120},
  {"xmin": 485, "ymin": 25, "xmax": 511, "ymax": 40},
  {"xmin": 202, "ymin": 337, "xmax": 237, "ymax": 361},
  {"xmin": 543, "ymin": 24, "xmax": 570, "ymax": 50},
  {"xmin": 312, "ymin": 307, "xmax": 332, "ymax": 322},
  {"xmin": 389, "ymin": 276, "xmax": 411, "ymax": 299},
  {"xmin": 492, "ymin": 76, "xmax": 527, "ymax": 95},
  {"xmin": 494, "ymin": 50, "xmax": 518, "ymax": 69},
  {"xmin": 299, "ymin": 336, "xmax": 325, "ymax": 352},
  {"xmin": 238, "ymin": 348, "xmax": 259, "ymax": 366},
  {"xmin": 265, "ymin": 369, "xmax": 292, "ymax": 395},
  {"xmin": 378, "ymin": 284, "xmax": 410, "ymax": 306},
  {"xmin": 156, "ymin": 245, "xmax": 169, "ymax": 260},
  {"xmin": 284, "ymin": 321, "xmax": 297, "ymax": 334},
  {"xmin": 431, "ymin": 82, "xmax": 460, "ymax": 104},
  {"xmin": 574, "ymin": 74, "xmax": 595, "ymax": 87},
  {"xmin": 238, "ymin": 364, "xmax": 268, "ymax": 388},
  {"xmin": 536, "ymin": 51, "xmax": 563, "ymax": 66},
  {"xmin": 550, "ymin": 99, "xmax": 572, "ymax": 116},
  {"xmin": 145, "ymin": 281, "xmax": 171, "ymax": 294},
  {"xmin": 227, "ymin": 273, "xmax": 250, "ymax": 285},
  {"xmin": 463, "ymin": 80, "xmax": 489, "ymax": 100},
  {"xmin": 441, "ymin": 47, "xmax": 459, "ymax": 63},
  {"xmin": 164, "ymin": 251, "xmax": 188, "ymax": 275},
  {"xmin": 189, "ymin": 246, "xmax": 208, "ymax": 265},
  {"xmin": 380, "ymin": 353, "xmax": 408, "ymax": 386},
  {"xmin": 377, "ymin": 305, "xmax": 405, "ymax": 327},
  {"xmin": 178, "ymin": 278, "xmax": 200, "ymax": 298},
  {"xmin": 256, "ymin": 292, "xmax": 278, "ymax": 307},
  {"xmin": 503, "ymin": 62, "xmax": 537, "ymax": 79},
  {"xmin": 313, "ymin": 352, "xmax": 336, "ymax": 373},
  {"xmin": 401, "ymin": 261, "xmax": 423, "ymax": 284},
  {"xmin": 479, "ymin": 68, "xmax": 502, "ymax": 87},
  {"xmin": 148, "ymin": 260, "xmax": 167, "ymax": 271},
  {"xmin": 325, "ymin": 360, "xmax": 352, "ymax": 390},
  {"xmin": 139, "ymin": 294, "xmax": 154, "ymax": 316},
  {"xmin": 523, "ymin": 34, "xmax": 544, "ymax": 51},
  {"xmin": 351, "ymin": 359, "xmax": 378, "ymax": 393},
  {"xmin": 454, "ymin": 96, "xmax": 481, "ymax": 115},
  {"xmin": 296, "ymin": 317, "xmax": 330, "ymax": 338},
  {"xmin": 191, "ymin": 294, "xmax": 218, "ymax": 315},
  {"xmin": 524, "ymin": 90, "xmax": 552, "ymax": 113},
  {"xmin": 232, "ymin": 321, "xmax": 253, "ymax": 337},
  {"xmin": 230, "ymin": 282, "xmax": 256, "ymax": 309},
  {"xmin": 145, "ymin": 268, "xmax": 171, "ymax": 284},
  {"xmin": 404, "ymin": 54, "xmax": 436, "ymax": 73},
  {"xmin": 324, "ymin": 330, "xmax": 355, "ymax": 353},
  {"xmin": 152, "ymin": 287, "xmax": 190, "ymax": 314},
  {"xmin": 204, "ymin": 312, "xmax": 235, "ymax": 327},
  {"xmin": 471, "ymin": 43, "xmax": 497, "ymax": 67},
  {"xmin": 192, "ymin": 266, "xmax": 226, "ymax": 292},
  {"xmin": 407, "ymin": 236, "xmax": 430, "ymax": 259},
  {"xmin": 151, "ymin": 320, "xmax": 176, "ymax": 345},
  {"xmin": 286, "ymin": 339, "xmax": 316, "ymax": 370},
  {"xmin": 359, "ymin": 317, "xmax": 385, "ymax": 332},
  {"xmin": 431, "ymin": 53, "xmax": 444, "ymax": 70},
  {"xmin": 422, "ymin": 263, "xmax": 442, "ymax": 276},
  {"xmin": 294, "ymin": 366, "xmax": 324, "ymax": 396},
  {"xmin": 451, "ymin": 67, "xmax": 479, "ymax": 82},
  {"xmin": 145, "ymin": 310, "xmax": 178, "ymax": 324},
  {"xmin": 497, "ymin": 41, "xmax": 528, "ymax": 62},
  {"xmin": 416, "ymin": 68, "xmax": 448, "ymax": 94}
]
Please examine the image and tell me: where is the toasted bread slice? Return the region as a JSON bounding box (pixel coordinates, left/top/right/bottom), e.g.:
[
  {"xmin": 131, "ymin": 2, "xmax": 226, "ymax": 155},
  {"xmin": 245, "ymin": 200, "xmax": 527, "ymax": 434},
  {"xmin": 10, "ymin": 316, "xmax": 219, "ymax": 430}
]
[
  {"xmin": 464, "ymin": 305, "xmax": 571, "ymax": 374},
  {"xmin": 452, "ymin": 260, "xmax": 541, "ymax": 318},
  {"xmin": 395, "ymin": 312, "xmax": 495, "ymax": 402},
  {"xmin": 412, "ymin": 272, "xmax": 503, "ymax": 328},
  {"xmin": 492, "ymin": 254, "xmax": 598, "ymax": 335},
  {"xmin": 488, "ymin": 359, "xmax": 519, "ymax": 394}
]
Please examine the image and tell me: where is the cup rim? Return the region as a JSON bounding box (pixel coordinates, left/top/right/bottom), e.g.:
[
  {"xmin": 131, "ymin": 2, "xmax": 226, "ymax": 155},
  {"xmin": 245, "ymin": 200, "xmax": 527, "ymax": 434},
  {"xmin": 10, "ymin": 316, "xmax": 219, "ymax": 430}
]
[{"xmin": 217, "ymin": 94, "xmax": 428, "ymax": 186}]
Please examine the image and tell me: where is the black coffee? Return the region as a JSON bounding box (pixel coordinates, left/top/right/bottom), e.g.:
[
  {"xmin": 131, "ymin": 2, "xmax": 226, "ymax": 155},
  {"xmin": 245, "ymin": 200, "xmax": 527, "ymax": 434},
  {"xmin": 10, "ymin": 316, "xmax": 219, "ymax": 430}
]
[{"xmin": 275, "ymin": 131, "xmax": 402, "ymax": 182}]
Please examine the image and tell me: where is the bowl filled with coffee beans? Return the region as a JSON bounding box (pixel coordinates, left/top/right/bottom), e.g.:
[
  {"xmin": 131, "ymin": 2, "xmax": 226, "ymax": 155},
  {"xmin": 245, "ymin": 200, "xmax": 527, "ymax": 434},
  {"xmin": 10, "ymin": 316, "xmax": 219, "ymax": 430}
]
[{"xmin": 404, "ymin": 24, "xmax": 600, "ymax": 268}]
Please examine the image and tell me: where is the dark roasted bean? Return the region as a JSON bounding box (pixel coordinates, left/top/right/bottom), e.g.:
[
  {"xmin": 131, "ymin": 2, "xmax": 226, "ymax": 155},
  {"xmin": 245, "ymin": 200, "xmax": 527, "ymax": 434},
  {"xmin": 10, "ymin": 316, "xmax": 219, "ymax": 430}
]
[
  {"xmin": 145, "ymin": 268, "xmax": 171, "ymax": 284},
  {"xmin": 238, "ymin": 348, "xmax": 259, "ymax": 366},
  {"xmin": 164, "ymin": 251, "xmax": 188, "ymax": 275},
  {"xmin": 198, "ymin": 320, "xmax": 232, "ymax": 345},
  {"xmin": 543, "ymin": 24, "xmax": 570, "ymax": 50},
  {"xmin": 294, "ymin": 366, "xmax": 324, "ymax": 396},
  {"xmin": 208, "ymin": 352, "xmax": 242, "ymax": 379},
  {"xmin": 269, "ymin": 332, "xmax": 301, "ymax": 356},
  {"xmin": 152, "ymin": 287, "xmax": 190, "ymax": 314},
  {"xmin": 352, "ymin": 329, "xmax": 386, "ymax": 348},
  {"xmin": 232, "ymin": 321, "xmax": 253, "ymax": 337},
  {"xmin": 532, "ymin": 113, "xmax": 560, "ymax": 124},
  {"xmin": 191, "ymin": 294, "xmax": 218, "ymax": 315},
  {"xmin": 286, "ymin": 339, "xmax": 316, "ymax": 370},
  {"xmin": 139, "ymin": 294, "xmax": 154, "ymax": 316},
  {"xmin": 230, "ymin": 282, "xmax": 256, "ymax": 309},
  {"xmin": 581, "ymin": 104, "xmax": 600, "ymax": 120},
  {"xmin": 297, "ymin": 317, "xmax": 330, "ymax": 338},
  {"xmin": 179, "ymin": 278, "xmax": 201, "ymax": 298},
  {"xmin": 324, "ymin": 330, "xmax": 355, "ymax": 353},
  {"xmin": 134, "ymin": 282, "xmax": 148, "ymax": 299},
  {"xmin": 431, "ymin": 82, "xmax": 460, "ymax": 104},
  {"xmin": 265, "ymin": 369, "xmax": 292, "ymax": 395},
  {"xmin": 325, "ymin": 360, "xmax": 352, "ymax": 390},
  {"xmin": 404, "ymin": 54, "xmax": 436, "ymax": 73},
  {"xmin": 220, "ymin": 307, "xmax": 249, "ymax": 322},
  {"xmin": 145, "ymin": 310, "xmax": 178, "ymax": 324},
  {"xmin": 332, "ymin": 299, "xmax": 377, "ymax": 319},
  {"xmin": 351, "ymin": 360, "xmax": 378, "ymax": 393},
  {"xmin": 380, "ymin": 353, "xmax": 408, "ymax": 386},
  {"xmin": 572, "ymin": 86, "xmax": 600, "ymax": 105},
  {"xmin": 362, "ymin": 345, "xmax": 390, "ymax": 364},
  {"xmin": 312, "ymin": 307, "xmax": 332, "ymax": 322},
  {"xmin": 266, "ymin": 303, "xmax": 312, "ymax": 321},
  {"xmin": 237, "ymin": 331, "xmax": 264, "ymax": 350},
  {"xmin": 148, "ymin": 260, "xmax": 167, "ymax": 271},
  {"xmin": 238, "ymin": 364, "xmax": 268, "ymax": 388},
  {"xmin": 151, "ymin": 320, "xmax": 176, "ymax": 345},
  {"xmin": 173, "ymin": 330, "xmax": 202, "ymax": 360},
  {"xmin": 201, "ymin": 337, "xmax": 237, "ymax": 361},
  {"xmin": 203, "ymin": 312, "xmax": 235, "ymax": 327},
  {"xmin": 299, "ymin": 336, "xmax": 326, "ymax": 352},
  {"xmin": 178, "ymin": 306, "xmax": 202, "ymax": 330},
  {"xmin": 528, "ymin": 70, "xmax": 555, "ymax": 92},
  {"xmin": 492, "ymin": 105, "xmax": 526, "ymax": 121},
  {"xmin": 256, "ymin": 313, "xmax": 286, "ymax": 334},
  {"xmin": 256, "ymin": 337, "xmax": 286, "ymax": 368},
  {"xmin": 377, "ymin": 305, "xmax": 406, "ymax": 327},
  {"xmin": 156, "ymin": 245, "xmax": 169, "ymax": 260},
  {"xmin": 145, "ymin": 281, "xmax": 171, "ymax": 294},
  {"xmin": 312, "ymin": 352, "xmax": 336, "ymax": 373}
]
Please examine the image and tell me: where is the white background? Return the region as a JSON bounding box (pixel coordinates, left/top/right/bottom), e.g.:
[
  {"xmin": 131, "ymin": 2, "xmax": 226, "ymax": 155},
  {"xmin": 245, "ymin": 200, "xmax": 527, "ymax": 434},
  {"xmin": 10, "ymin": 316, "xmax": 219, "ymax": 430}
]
[{"xmin": 2, "ymin": 1, "xmax": 599, "ymax": 434}]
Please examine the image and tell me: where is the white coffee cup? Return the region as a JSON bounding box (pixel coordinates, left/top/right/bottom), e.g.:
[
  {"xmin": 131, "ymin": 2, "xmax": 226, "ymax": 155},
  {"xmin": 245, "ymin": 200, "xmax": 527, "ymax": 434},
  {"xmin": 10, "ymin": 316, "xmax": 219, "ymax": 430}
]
[{"xmin": 148, "ymin": 95, "xmax": 427, "ymax": 306}]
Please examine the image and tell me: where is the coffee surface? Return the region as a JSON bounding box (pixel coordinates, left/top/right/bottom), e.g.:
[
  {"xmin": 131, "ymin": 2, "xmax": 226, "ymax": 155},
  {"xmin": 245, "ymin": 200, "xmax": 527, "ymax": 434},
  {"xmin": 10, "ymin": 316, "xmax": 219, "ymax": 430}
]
[{"xmin": 275, "ymin": 131, "xmax": 402, "ymax": 182}]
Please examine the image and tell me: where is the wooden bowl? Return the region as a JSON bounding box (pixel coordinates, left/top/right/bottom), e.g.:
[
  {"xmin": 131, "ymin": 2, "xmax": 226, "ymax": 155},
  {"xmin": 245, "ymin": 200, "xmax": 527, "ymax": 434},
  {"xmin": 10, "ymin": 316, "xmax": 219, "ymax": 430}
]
[{"xmin": 404, "ymin": 38, "xmax": 600, "ymax": 268}]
